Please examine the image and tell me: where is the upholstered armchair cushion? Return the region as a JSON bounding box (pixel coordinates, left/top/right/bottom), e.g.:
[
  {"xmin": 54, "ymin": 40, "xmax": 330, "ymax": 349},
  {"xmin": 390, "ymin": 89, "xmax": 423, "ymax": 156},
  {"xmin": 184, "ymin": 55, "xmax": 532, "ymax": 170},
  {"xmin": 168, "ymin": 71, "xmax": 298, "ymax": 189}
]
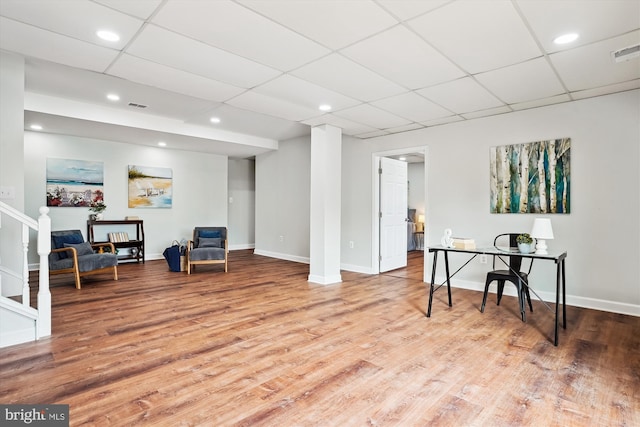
[
  {"xmin": 198, "ymin": 237, "xmax": 222, "ymax": 248},
  {"xmin": 50, "ymin": 252, "xmax": 118, "ymax": 272},
  {"xmin": 63, "ymin": 242, "xmax": 94, "ymax": 256},
  {"xmin": 189, "ymin": 247, "xmax": 226, "ymax": 261},
  {"xmin": 52, "ymin": 232, "xmax": 84, "ymax": 259}
]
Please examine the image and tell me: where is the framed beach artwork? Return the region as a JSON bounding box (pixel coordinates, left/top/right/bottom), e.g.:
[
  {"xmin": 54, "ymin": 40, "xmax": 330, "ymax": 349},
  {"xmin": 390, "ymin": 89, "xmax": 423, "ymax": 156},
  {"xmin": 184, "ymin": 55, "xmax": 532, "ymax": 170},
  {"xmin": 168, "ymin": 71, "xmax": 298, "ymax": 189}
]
[
  {"xmin": 490, "ymin": 138, "xmax": 571, "ymax": 214},
  {"xmin": 128, "ymin": 165, "xmax": 172, "ymax": 208},
  {"xmin": 46, "ymin": 158, "xmax": 104, "ymax": 207}
]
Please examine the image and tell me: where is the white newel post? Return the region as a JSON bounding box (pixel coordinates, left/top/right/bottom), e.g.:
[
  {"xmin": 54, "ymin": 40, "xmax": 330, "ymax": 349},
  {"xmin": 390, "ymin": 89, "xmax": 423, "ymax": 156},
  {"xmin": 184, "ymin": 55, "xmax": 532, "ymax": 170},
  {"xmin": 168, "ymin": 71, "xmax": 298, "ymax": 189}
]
[{"xmin": 37, "ymin": 206, "xmax": 51, "ymax": 338}]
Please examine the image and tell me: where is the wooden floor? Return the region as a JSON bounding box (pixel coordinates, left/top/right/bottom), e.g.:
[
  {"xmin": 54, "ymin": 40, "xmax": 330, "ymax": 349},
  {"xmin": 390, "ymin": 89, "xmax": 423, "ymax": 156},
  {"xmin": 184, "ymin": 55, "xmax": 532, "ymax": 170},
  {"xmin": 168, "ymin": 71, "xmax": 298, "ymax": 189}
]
[{"xmin": 1, "ymin": 250, "xmax": 638, "ymax": 426}]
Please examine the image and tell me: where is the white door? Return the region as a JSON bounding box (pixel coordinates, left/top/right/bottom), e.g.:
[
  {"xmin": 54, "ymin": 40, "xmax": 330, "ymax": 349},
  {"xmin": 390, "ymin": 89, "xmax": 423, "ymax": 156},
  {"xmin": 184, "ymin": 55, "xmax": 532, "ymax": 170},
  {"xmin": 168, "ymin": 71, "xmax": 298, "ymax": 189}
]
[{"xmin": 379, "ymin": 157, "xmax": 408, "ymax": 272}]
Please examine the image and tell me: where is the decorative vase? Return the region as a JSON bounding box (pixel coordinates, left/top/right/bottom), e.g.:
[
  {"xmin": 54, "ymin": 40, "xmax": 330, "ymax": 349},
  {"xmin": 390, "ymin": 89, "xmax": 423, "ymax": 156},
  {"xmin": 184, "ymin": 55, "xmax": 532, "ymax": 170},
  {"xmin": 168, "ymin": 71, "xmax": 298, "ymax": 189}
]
[
  {"xmin": 518, "ymin": 243, "xmax": 533, "ymax": 254},
  {"xmin": 89, "ymin": 214, "xmax": 97, "ymax": 221},
  {"xmin": 95, "ymin": 213, "xmax": 104, "ymax": 220}
]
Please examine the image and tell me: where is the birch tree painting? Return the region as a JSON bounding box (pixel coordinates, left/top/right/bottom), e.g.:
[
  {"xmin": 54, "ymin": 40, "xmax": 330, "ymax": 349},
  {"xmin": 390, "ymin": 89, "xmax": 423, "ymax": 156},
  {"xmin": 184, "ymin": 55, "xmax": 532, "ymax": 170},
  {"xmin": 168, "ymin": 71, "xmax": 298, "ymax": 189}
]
[{"xmin": 490, "ymin": 138, "xmax": 571, "ymax": 214}]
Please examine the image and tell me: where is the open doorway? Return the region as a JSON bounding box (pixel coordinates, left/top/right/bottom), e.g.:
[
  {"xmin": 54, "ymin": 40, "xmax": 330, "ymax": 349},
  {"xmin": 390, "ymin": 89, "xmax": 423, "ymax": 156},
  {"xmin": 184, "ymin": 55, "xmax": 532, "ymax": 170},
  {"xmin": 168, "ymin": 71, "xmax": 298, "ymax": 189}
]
[{"xmin": 372, "ymin": 146, "xmax": 427, "ymax": 281}]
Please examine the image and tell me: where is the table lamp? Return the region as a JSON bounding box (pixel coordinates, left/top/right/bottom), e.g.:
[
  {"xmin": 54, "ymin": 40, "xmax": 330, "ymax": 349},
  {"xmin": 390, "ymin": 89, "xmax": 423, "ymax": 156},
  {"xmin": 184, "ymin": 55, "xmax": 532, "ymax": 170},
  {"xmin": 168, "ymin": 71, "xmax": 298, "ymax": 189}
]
[
  {"xmin": 418, "ymin": 214, "xmax": 425, "ymax": 232},
  {"xmin": 531, "ymin": 218, "xmax": 554, "ymax": 254}
]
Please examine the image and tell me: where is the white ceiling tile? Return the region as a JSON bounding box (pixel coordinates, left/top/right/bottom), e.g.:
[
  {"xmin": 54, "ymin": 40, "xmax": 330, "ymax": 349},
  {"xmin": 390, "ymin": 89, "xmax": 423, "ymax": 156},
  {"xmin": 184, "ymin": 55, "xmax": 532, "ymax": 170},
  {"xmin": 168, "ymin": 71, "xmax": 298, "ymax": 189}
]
[
  {"xmin": 510, "ymin": 94, "xmax": 571, "ymax": 111},
  {"xmin": 475, "ymin": 57, "xmax": 566, "ymax": 104},
  {"xmin": 292, "ymin": 54, "xmax": 406, "ymax": 102},
  {"xmin": 108, "ymin": 54, "xmax": 245, "ymax": 102},
  {"xmin": 341, "ymin": 25, "xmax": 465, "ymax": 89},
  {"xmin": 355, "ymin": 130, "xmax": 391, "ymax": 138},
  {"xmin": 125, "ymin": 24, "xmax": 281, "ymax": 88},
  {"xmin": 252, "ymin": 75, "xmax": 361, "ymax": 112},
  {"xmin": 461, "ymin": 106, "xmax": 513, "ymax": 120},
  {"xmin": 227, "ymin": 91, "xmax": 320, "ymax": 122},
  {"xmin": 0, "ymin": 17, "xmax": 119, "ymax": 72},
  {"xmin": 417, "ymin": 77, "xmax": 505, "ymax": 114},
  {"xmin": 550, "ymin": 31, "xmax": 640, "ymax": 91},
  {"xmin": 184, "ymin": 104, "xmax": 310, "ymax": 141},
  {"xmin": 334, "ymin": 104, "xmax": 412, "ymax": 129},
  {"xmin": 94, "ymin": 0, "xmax": 163, "ymax": 20},
  {"xmin": 152, "ymin": 0, "xmax": 330, "ymax": 71},
  {"xmin": 385, "ymin": 123, "xmax": 425, "ymax": 134},
  {"xmin": 570, "ymin": 80, "xmax": 640, "ymax": 100},
  {"xmin": 0, "ymin": 0, "xmax": 144, "ymax": 50},
  {"xmin": 377, "ymin": 0, "xmax": 451, "ymax": 21},
  {"xmin": 408, "ymin": 0, "xmax": 542, "ymax": 73},
  {"xmin": 516, "ymin": 0, "xmax": 640, "ymax": 54},
  {"xmin": 371, "ymin": 92, "xmax": 452, "ymax": 122},
  {"xmin": 302, "ymin": 115, "xmax": 377, "ymax": 136},
  {"xmin": 421, "ymin": 115, "xmax": 464, "ymax": 127},
  {"xmin": 239, "ymin": 0, "xmax": 398, "ymax": 49}
]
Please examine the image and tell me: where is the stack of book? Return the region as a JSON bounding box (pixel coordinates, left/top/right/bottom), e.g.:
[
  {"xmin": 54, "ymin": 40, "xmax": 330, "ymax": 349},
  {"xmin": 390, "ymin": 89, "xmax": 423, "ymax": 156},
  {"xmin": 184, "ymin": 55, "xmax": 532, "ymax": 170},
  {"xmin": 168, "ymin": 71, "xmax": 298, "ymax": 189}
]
[
  {"xmin": 108, "ymin": 232, "xmax": 130, "ymax": 243},
  {"xmin": 452, "ymin": 237, "xmax": 476, "ymax": 250}
]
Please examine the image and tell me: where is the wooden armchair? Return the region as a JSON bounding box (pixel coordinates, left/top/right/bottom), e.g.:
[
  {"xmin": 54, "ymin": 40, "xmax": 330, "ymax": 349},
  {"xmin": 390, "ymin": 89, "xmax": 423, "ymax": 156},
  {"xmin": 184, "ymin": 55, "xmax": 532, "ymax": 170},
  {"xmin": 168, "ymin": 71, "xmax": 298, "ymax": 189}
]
[
  {"xmin": 49, "ymin": 230, "xmax": 118, "ymax": 289},
  {"xmin": 186, "ymin": 227, "xmax": 228, "ymax": 274}
]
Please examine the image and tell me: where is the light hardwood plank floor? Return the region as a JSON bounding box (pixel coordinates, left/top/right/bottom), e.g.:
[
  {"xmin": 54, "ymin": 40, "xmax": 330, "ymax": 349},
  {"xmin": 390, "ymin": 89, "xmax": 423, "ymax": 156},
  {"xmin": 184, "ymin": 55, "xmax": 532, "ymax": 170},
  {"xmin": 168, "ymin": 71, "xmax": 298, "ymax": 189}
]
[{"xmin": 1, "ymin": 250, "xmax": 638, "ymax": 426}]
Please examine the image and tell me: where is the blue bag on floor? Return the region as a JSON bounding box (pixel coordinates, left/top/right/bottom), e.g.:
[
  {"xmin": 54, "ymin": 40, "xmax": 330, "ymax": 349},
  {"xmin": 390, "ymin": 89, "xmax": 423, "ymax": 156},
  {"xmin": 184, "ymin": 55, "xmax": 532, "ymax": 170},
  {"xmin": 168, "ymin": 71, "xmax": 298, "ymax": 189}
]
[{"xmin": 163, "ymin": 241, "xmax": 181, "ymax": 272}]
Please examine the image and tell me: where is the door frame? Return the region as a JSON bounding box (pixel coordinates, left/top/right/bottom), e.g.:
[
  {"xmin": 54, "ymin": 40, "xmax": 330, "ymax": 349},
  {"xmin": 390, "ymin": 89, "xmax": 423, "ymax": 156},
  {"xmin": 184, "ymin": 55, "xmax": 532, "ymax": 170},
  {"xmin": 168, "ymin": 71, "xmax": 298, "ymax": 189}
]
[{"xmin": 371, "ymin": 145, "xmax": 428, "ymax": 279}]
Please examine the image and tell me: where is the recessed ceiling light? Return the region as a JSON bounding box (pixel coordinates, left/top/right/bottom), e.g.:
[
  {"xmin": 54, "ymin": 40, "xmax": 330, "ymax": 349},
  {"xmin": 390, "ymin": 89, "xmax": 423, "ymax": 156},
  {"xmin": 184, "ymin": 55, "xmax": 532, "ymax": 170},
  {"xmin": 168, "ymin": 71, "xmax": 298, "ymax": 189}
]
[
  {"xmin": 30, "ymin": 124, "xmax": 43, "ymax": 130},
  {"xmin": 107, "ymin": 93, "xmax": 120, "ymax": 101},
  {"xmin": 210, "ymin": 117, "xmax": 221, "ymax": 124},
  {"xmin": 553, "ymin": 33, "xmax": 579, "ymax": 45},
  {"xmin": 96, "ymin": 30, "xmax": 120, "ymax": 42},
  {"xmin": 319, "ymin": 104, "xmax": 332, "ymax": 112},
  {"xmin": 158, "ymin": 141, "xmax": 167, "ymax": 147},
  {"xmin": 399, "ymin": 156, "xmax": 406, "ymax": 161}
]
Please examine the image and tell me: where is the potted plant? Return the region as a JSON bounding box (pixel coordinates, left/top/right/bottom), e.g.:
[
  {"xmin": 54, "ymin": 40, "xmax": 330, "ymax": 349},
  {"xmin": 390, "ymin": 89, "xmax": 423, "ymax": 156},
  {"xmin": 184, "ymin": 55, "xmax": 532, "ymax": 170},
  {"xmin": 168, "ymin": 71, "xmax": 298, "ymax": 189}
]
[
  {"xmin": 89, "ymin": 200, "xmax": 107, "ymax": 220},
  {"xmin": 516, "ymin": 233, "xmax": 534, "ymax": 253}
]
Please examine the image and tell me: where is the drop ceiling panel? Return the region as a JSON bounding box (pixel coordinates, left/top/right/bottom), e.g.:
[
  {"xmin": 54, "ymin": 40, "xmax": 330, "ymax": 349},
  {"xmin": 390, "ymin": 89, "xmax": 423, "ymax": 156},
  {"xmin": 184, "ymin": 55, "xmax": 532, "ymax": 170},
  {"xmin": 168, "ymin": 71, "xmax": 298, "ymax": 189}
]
[
  {"xmin": 408, "ymin": 0, "xmax": 542, "ymax": 73},
  {"xmin": 251, "ymin": 74, "xmax": 361, "ymax": 113},
  {"xmin": 239, "ymin": 0, "xmax": 397, "ymax": 50},
  {"xmin": 371, "ymin": 92, "xmax": 452, "ymax": 122},
  {"xmin": 550, "ymin": 31, "xmax": 640, "ymax": 91},
  {"xmin": 126, "ymin": 24, "xmax": 281, "ymax": 88},
  {"xmin": 516, "ymin": 0, "xmax": 640, "ymax": 53},
  {"xmin": 462, "ymin": 105, "xmax": 512, "ymax": 120},
  {"xmin": 93, "ymin": 0, "xmax": 163, "ymax": 20},
  {"xmin": 108, "ymin": 54, "xmax": 245, "ymax": 103},
  {"xmin": 185, "ymin": 104, "xmax": 310, "ymax": 141},
  {"xmin": 475, "ymin": 57, "xmax": 566, "ymax": 104},
  {"xmin": 292, "ymin": 54, "xmax": 406, "ymax": 102},
  {"xmin": 0, "ymin": 0, "xmax": 144, "ymax": 50},
  {"xmin": 152, "ymin": 0, "xmax": 330, "ymax": 71},
  {"xmin": 302, "ymin": 114, "xmax": 377, "ymax": 136},
  {"xmin": 377, "ymin": 0, "xmax": 451, "ymax": 21},
  {"xmin": 334, "ymin": 104, "xmax": 412, "ymax": 129},
  {"xmin": 0, "ymin": 17, "xmax": 120, "ymax": 72},
  {"xmin": 510, "ymin": 94, "xmax": 571, "ymax": 111},
  {"xmin": 227, "ymin": 91, "xmax": 320, "ymax": 122},
  {"xmin": 570, "ymin": 80, "xmax": 640, "ymax": 101},
  {"xmin": 417, "ymin": 77, "xmax": 505, "ymax": 114},
  {"xmin": 341, "ymin": 25, "xmax": 465, "ymax": 89}
]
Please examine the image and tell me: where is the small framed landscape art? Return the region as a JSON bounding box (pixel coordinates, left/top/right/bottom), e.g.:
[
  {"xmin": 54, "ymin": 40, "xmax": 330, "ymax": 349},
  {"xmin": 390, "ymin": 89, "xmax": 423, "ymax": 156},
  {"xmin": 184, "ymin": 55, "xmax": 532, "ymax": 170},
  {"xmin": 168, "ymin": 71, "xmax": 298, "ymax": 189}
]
[
  {"xmin": 128, "ymin": 165, "xmax": 172, "ymax": 208},
  {"xmin": 490, "ymin": 138, "xmax": 571, "ymax": 214}
]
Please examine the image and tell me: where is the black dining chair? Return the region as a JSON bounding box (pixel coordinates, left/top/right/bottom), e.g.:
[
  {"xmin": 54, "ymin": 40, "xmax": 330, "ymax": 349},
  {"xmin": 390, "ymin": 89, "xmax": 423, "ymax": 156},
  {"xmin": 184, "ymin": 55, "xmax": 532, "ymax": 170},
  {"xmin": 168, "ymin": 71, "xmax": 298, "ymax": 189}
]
[{"xmin": 481, "ymin": 233, "xmax": 534, "ymax": 321}]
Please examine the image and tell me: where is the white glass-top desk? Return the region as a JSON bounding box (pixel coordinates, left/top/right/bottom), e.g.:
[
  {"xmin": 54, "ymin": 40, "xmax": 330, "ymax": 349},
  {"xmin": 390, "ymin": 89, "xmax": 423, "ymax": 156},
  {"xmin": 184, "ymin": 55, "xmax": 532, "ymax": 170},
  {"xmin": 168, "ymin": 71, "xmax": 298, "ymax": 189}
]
[{"xmin": 427, "ymin": 245, "xmax": 567, "ymax": 346}]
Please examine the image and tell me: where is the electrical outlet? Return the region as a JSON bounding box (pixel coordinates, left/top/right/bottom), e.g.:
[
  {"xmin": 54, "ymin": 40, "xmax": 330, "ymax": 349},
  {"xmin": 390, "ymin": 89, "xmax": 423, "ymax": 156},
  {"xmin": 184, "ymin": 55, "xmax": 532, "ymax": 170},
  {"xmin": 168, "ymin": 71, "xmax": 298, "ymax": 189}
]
[
  {"xmin": 0, "ymin": 186, "xmax": 16, "ymax": 199},
  {"xmin": 349, "ymin": 241, "xmax": 354, "ymax": 249},
  {"xmin": 480, "ymin": 254, "xmax": 487, "ymax": 264}
]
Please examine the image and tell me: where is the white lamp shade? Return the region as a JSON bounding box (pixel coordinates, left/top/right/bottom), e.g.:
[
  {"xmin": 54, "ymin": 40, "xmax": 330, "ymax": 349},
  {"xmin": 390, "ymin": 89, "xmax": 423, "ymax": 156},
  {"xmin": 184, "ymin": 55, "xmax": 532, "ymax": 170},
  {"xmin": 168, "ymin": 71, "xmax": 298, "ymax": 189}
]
[
  {"xmin": 531, "ymin": 218, "xmax": 554, "ymax": 239},
  {"xmin": 418, "ymin": 214, "xmax": 425, "ymax": 223}
]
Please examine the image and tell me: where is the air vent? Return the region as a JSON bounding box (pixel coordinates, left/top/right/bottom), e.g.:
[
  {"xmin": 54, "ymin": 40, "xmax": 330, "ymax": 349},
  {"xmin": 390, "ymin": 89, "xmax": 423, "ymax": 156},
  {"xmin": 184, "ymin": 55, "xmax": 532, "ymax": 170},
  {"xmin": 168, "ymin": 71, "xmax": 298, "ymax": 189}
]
[
  {"xmin": 612, "ymin": 44, "xmax": 640, "ymax": 63},
  {"xmin": 128, "ymin": 102, "xmax": 148, "ymax": 109}
]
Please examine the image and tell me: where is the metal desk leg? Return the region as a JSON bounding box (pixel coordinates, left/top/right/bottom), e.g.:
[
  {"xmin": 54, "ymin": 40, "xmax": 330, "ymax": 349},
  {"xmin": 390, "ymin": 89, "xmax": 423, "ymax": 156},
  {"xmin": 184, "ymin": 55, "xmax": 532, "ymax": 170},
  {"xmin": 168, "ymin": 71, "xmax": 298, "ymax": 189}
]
[
  {"xmin": 427, "ymin": 250, "xmax": 438, "ymax": 317},
  {"xmin": 562, "ymin": 259, "xmax": 567, "ymax": 329},
  {"xmin": 444, "ymin": 251, "xmax": 452, "ymax": 307},
  {"xmin": 554, "ymin": 261, "xmax": 561, "ymax": 346}
]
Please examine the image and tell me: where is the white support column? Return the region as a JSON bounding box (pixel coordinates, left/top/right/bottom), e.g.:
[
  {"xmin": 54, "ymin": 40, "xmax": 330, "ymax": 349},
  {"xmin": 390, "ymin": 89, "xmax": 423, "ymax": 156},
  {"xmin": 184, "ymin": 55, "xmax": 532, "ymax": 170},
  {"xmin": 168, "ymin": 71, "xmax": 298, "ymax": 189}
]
[{"xmin": 308, "ymin": 125, "xmax": 342, "ymax": 285}]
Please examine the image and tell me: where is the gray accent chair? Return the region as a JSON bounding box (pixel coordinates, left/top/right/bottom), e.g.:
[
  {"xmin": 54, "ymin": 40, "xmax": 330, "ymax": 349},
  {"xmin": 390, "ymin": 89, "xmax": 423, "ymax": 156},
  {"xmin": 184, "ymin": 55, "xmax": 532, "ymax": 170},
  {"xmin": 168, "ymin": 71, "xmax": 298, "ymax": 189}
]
[
  {"xmin": 186, "ymin": 227, "xmax": 228, "ymax": 274},
  {"xmin": 49, "ymin": 230, "xmax": 118, "ymax": 289}
]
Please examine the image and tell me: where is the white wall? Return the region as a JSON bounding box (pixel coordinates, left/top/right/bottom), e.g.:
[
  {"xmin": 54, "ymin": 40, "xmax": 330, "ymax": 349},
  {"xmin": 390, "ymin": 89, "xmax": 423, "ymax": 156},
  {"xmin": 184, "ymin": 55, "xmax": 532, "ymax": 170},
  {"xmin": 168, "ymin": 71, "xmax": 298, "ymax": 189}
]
[
  {"xmin": 408, "ymin": 162, "xmax": 425, "ymax": 220},
  {"xmin": 0, "ymin": 51, "xmax": 26, "ymax": 296},
  {"xmin": 340, "ymin": 90, "xmax": 639, "ymax": 315},
  {"xmin": 228, "ymin": 158, "xmax": 255, "ymax": 250},
  {"xmin": 254, "ymin": 136, "xmax": 310, "ymax": 263},
  {"xmin": 24, "ymin": 132, "xmax": 229, "ymax": 262}
]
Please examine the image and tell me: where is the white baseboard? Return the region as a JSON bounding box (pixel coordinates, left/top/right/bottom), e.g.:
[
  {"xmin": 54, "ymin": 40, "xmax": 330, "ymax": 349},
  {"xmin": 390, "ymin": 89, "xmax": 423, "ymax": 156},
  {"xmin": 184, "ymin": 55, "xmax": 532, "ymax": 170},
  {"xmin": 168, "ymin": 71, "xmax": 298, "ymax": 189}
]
[
  {"xmin": 308, "ymin": 274, "xmax": 342, "ymax": 285},
  {"xmin": 340, "ymin": 263, "xmax": 375, "ymax": 274},
  {"xmin": 436, "ymin": 276, "xmax": 640, "ymax": 317},
  {"xmin": 252, "ymin": 249, "xmax": 310, "ymax": 265}
]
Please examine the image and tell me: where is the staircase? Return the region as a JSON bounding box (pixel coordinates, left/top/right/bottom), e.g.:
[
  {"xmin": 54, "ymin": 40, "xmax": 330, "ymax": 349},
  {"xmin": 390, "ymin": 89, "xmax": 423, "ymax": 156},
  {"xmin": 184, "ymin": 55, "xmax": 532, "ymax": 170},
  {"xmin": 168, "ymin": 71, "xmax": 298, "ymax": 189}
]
[{"xmin": 0, "ymin": 201, "xmax": 51, "ymax": 348}]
